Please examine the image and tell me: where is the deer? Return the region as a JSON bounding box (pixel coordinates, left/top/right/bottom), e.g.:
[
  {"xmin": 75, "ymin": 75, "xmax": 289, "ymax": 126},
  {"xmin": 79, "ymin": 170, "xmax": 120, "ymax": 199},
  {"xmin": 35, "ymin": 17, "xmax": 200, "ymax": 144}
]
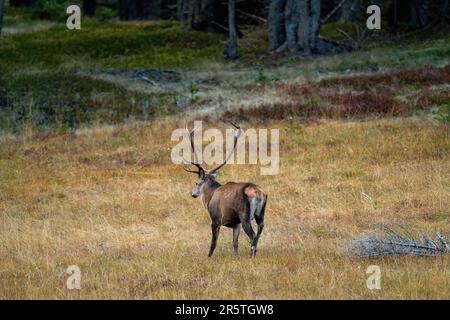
[{"xmin": 183, "ymin": 122, "xmax": 267, "ymax": 258}]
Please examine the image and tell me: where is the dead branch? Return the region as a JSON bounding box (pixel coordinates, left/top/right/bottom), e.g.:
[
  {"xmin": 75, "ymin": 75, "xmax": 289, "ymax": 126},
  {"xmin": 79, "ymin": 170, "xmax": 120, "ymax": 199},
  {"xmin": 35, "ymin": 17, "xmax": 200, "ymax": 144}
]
[
  {"xmin": 346, "ymin": 223, "xmax": 450, "ymax": 258},
  {"xmin": 321, "ymin": 0, "xmax": 348, "ymax": 24}
]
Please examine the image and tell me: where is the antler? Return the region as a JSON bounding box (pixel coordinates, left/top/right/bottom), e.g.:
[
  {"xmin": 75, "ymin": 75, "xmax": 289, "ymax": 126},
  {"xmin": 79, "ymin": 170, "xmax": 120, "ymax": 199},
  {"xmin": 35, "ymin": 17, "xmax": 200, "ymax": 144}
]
[
  {"xmin": 207, "ymin": 121, "xmax": 242, "ymax": 175},
  {"xmin": 183, "ymin": 125, "xmax": 204, "ymax": 175}
]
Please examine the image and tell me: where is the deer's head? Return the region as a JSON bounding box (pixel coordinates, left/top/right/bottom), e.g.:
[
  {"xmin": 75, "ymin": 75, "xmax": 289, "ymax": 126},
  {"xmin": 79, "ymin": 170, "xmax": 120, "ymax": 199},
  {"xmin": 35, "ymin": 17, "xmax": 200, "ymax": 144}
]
[{"xmin": 183, "ymin": 122, "xmax": 241, "ymax": 199}]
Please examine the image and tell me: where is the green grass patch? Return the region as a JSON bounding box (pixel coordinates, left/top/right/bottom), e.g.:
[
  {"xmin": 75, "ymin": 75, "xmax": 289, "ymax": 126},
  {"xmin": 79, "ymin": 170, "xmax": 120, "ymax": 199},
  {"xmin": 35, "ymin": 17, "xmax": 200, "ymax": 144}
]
[
  {"xmin": 0, "ymin": 72, "xmax": 177, "ymax": 133},
  {"xmin": 2, "ymin": 6, "xmax": 38, "ymax": 26},
  {"xmin": 33, "ymin": 0, "xmax": 70, "ymax": 22},
  {"xmin": 260, "ymin": 33, "xmax": 450, "ymax": 73},
  {"xmin": 0, "ymin": 20, "xmax": 224, "ymax": 73}
]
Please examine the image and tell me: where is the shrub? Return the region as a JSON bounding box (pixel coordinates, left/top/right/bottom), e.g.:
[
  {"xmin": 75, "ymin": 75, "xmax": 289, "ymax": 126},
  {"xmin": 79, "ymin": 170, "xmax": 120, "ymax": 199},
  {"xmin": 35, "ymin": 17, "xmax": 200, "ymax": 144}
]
[
  {"xmin": 33, "ymin": 0, "xmax": 68, "ymax": 22},
  {"xmin": 432, "ymin": 103, "xmax": 450, "ymax": 124},
  {"xmin": 95, "ymin": 6, "xmax": 117, "ymax": 21}
]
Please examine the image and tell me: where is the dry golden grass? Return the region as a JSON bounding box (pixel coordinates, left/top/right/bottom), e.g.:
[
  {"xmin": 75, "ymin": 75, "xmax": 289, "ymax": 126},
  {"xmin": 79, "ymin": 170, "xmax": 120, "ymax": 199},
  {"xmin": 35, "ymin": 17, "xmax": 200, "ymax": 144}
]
[{"xmin": 0, "ymin": 117, "xmax": 449, "ymax": 299}]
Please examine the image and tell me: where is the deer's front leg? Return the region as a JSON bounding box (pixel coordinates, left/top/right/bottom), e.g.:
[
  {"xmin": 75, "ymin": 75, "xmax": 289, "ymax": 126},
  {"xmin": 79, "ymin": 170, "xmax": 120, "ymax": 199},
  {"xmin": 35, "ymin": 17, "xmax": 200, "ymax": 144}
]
[{"xmin": 208, "ymin": 222, "xmax": 221, "ymax": 257}]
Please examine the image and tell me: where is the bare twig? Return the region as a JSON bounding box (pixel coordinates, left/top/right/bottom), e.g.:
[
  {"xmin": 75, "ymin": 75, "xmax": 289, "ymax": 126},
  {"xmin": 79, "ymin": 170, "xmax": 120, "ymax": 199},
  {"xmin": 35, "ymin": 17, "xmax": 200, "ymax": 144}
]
[
  {"xmin": 337, "ymin": 28, "xmax": 356, "ymax": 43},
  {"xmin": 321, "ymin": 0, "xmax": 348, "ymax": 24}
]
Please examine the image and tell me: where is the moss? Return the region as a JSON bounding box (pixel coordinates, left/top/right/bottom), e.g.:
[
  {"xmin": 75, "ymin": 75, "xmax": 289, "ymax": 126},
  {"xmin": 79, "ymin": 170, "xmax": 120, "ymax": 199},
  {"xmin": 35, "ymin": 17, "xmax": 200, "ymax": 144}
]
[{"xmin": 320, "ymin": 20, "xmax": 358, "ymax": 40}]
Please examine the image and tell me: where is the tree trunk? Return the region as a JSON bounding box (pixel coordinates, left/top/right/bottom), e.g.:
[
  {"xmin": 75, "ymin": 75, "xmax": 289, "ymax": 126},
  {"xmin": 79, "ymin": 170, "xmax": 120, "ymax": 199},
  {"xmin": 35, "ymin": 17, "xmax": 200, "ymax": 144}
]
[
  {"xmin": 268, "ymin": 0, "xmax": 287, "ymax": 50},
  {"xmin": 297, "ymin": 0, "xmax": 321, "ymax": 53},
  {"xmin": 142, "ymin": 0, "xmax": 161, "ymax": 19},
  {"xmin": 441, "ymin": 0, "xmax": 449, "ymax": 22},
  {"xmin": 119, "ymin": 0, "xmax": 138, "ymax": 20},
  {"xmin": 119, "ymin": 0, "xmax": 168, "ymax": 20},
  {"xmin": 0, "ymin": 0, "xmax": 4, "ymax": 36},
  {"xmin": 178, "ymin": 0, "xmax": 243, "ymax": 33},
  {"xmin": 297, "ymin": 0, "xmax": 309, "ymax": 52},
  {"xmin": 270, "ymin": 0, "xmax": 342, "ymax": 54},
  {"xmin": 285, "ymin": 0, "xmax": 301, "ymax": 51},
  {"xmin": 409, "ymin": 0, "xmax": 430, "ymax": 27},
  {"xmin": 308, "ymin": 0, "xmax": 320, "ymax": 51},
  {"xmin": 185, "ymin": 0, "xmax": 216, "ymax": 31},
  {"xmin": 224, "ymin": 0, "xmax": 237, "ymax": 59},
  {"xmin": 83, "ymin": 0, "xmax": 97, "ymax": 17},
  {"xmin": 177, "ymin": 0, "xmax": 189, "ymax": 20}
]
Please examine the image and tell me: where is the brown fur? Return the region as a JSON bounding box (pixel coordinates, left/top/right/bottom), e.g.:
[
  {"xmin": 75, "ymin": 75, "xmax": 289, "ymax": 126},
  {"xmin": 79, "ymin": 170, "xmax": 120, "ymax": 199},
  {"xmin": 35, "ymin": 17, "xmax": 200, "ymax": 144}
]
[
  {"xmin": 184, "ymin": 123, "xmax": 267, "ymax": 257},
  {"xmin": 192, "ymin": 173, "xmax": 267, "ymax": 257}
]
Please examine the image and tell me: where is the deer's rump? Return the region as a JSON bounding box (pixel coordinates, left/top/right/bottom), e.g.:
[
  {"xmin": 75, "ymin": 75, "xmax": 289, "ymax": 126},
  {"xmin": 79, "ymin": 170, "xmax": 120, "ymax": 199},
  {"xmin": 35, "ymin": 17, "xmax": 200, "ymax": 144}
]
[{"xmin": 209, "ymin": 182, "xmax": 267, "ymax": 228}]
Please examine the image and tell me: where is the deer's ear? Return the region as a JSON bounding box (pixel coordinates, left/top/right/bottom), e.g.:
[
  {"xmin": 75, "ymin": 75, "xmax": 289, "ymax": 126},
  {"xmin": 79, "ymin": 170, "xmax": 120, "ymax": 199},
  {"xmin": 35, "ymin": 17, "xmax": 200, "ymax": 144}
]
[{"xmin": 199, "ymin": 169, "xmax": 205, "ymax": 179}]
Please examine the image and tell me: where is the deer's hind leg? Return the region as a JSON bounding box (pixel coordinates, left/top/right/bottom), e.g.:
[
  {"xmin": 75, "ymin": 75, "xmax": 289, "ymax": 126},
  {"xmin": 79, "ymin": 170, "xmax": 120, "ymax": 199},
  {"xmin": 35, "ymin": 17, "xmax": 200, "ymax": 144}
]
[
  {"xmin": 232, "ymin": 224, "xmax": 241, "ymax": 256},
  {"xmin": 240, "ymin": 219, "xmax": 256, "ymax": 257},
  {"xmin": 252, "ymin": 200, "xmax": 266, "ymax": 257}
]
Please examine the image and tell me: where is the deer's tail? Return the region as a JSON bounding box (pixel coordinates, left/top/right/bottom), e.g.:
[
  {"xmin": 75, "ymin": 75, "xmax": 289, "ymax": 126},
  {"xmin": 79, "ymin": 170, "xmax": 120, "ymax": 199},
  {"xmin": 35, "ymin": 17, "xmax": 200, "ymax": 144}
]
[{"xmin": 244, "ymin": 184, "xmax": 267, "ymax": 221}]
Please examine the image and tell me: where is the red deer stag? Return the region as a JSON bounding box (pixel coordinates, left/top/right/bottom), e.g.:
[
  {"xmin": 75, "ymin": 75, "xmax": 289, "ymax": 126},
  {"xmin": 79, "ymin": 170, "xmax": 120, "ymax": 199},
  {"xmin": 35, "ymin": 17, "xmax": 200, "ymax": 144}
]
[{"xmin": 183, "ymin": 123, "xmax": 267, "ymax": 258}]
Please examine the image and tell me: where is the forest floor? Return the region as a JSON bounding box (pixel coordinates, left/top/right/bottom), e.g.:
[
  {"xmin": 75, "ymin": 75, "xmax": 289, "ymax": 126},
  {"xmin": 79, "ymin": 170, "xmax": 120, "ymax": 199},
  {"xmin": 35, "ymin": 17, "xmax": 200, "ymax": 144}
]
[{"xmin": 0, "ymin": 13, "xmax": 449, "ymax": 299}]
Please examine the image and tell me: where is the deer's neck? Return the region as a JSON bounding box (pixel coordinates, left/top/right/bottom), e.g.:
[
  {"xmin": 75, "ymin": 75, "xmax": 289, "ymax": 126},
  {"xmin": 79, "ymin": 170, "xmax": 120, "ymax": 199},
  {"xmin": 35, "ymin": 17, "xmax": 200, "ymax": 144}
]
[{"xmin": 202, "ymin": 179, "xmax": 221, "ymax": 208}]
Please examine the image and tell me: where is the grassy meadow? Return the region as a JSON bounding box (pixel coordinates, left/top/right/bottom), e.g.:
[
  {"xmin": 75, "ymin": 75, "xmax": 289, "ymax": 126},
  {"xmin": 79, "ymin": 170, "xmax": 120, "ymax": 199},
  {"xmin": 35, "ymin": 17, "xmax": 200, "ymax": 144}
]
[{"xmin": 0, "ymin": 10, "xmax": 449, "ymax": 299}]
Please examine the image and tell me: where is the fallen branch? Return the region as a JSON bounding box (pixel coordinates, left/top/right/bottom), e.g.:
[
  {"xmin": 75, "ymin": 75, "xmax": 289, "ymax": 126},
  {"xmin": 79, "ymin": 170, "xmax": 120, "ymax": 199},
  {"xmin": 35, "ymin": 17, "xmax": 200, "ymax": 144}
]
[
  {"xmin": 236, "ymin": 9, "xmax": 267, "ymax": 23},
  {"xmin": 211, "ymin": 21, "xmax": 229, "ymax": 33},
  {"xmin": 346, "ymin": 223, "xmax": 450, "ymax": 258}
]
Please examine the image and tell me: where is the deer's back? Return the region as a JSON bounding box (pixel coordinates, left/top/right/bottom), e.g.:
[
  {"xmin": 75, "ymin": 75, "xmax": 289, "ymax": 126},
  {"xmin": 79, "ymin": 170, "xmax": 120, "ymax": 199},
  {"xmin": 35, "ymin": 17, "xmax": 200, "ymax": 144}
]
[{"xmin": 208, "ymin": 182, "xmax": 266, "ymax": 227}]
